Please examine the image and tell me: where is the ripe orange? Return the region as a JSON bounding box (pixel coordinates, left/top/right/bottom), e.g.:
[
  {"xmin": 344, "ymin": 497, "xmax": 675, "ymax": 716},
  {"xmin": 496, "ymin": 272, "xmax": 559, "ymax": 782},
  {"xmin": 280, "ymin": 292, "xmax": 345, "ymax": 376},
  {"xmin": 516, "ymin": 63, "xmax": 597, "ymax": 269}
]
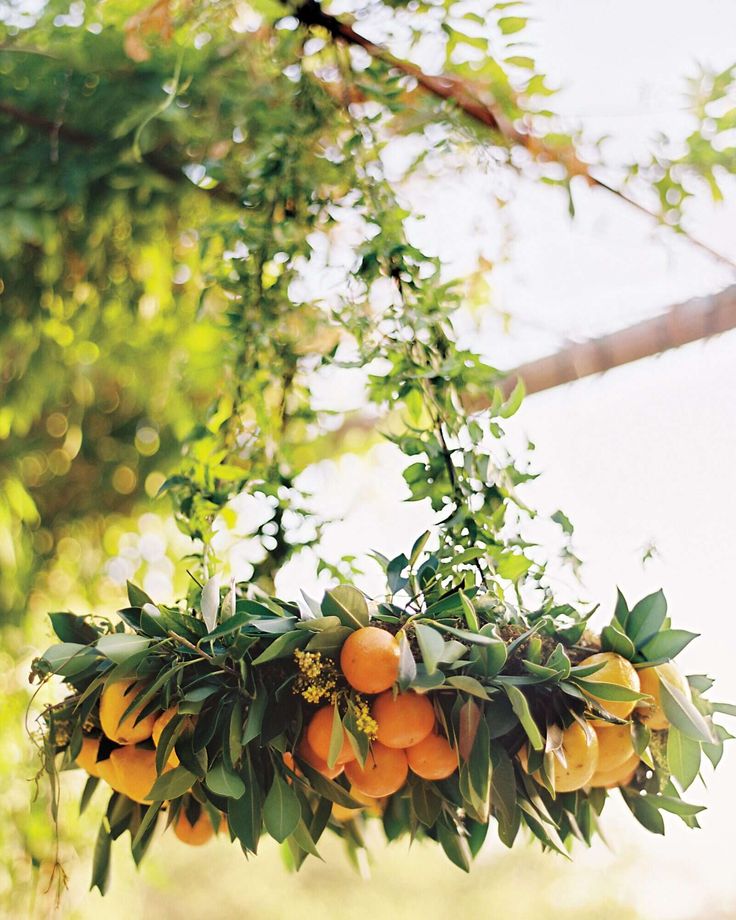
[
  {"xmin": 296, "ymin": 736, "xmax": 344, "ymax": 780},
  {"xmin": 578, "ymin": 652, "xmax": 641, "ymax": 724},
  {"xmin": 99, "ymin": 679, "xmax": 158, "ymax": 745},
  {"xmin": 108, "ymin": 745, "xmax": 168, "ymax": 804},
  {"xmin": 75, "ymin": 735, "xmax": 105, "ymax": 778},
  {"xmin": 636, "ymin": 661, "xmax": 690, "ymax": 730},
  {"xmin": 520, "ymin": 723, "xmax": 599, "ymax": 793},
  {"xmin": 306, "ymin": 706, "xmax": 356, "ymax": 766},
  {"xmin": 340, "ymin": 627, "xmax": 400, "ymax": 694},
  {"xmin": 372, "ymin": 691, "xmax": 435, "ymax": 749},
  {"xmin": 590, "ymin": 751, "xmax": 640, "ymax": 788},
  {"xmin": 406, "ymin": 732, "xmax": 458, "ymax": 780},
  {"xmin": 594, "ymin": 723, "xmax": 635, "ymax": 773},
  {"xmin": 152, "ymin": 707, "xmax": 180, "ymax": 767},
  {"xmin": 174, "ymin": 807, "xmax": 219, "ymax": 846},
  {"xmin": 345, "ymin": 742, "xmax": 408, "ymax": 797},
  {"xmin": 331, "ymin": 788, "xmax": 386, "ymax": 822}
]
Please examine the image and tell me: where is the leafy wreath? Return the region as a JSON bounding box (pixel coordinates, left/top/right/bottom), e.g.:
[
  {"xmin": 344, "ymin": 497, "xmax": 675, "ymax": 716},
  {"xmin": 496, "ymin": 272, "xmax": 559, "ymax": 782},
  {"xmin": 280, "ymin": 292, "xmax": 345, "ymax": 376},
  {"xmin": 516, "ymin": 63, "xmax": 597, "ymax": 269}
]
[
  {"xmin": 19, "ymin": 2, "xmax": 736, "ymax": 894},
  {"xmin": 31, "ymin": 555, "xmax": 733, "ymax": 892}
]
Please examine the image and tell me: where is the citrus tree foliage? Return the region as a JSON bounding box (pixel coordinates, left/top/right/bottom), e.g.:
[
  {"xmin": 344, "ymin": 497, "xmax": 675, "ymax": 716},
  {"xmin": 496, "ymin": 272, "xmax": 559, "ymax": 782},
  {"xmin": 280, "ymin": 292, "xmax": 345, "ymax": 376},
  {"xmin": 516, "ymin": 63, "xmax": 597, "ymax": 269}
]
[{"xmin": 2, "ymin": 0, "xmax": 735, "ymax": 903}]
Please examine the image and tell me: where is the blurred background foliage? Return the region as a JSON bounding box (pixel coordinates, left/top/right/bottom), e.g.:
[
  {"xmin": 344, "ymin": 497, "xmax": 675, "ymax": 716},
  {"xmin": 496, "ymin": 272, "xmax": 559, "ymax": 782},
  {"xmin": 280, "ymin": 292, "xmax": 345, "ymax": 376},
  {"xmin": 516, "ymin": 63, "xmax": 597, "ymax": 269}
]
[{"xmin": 1, "ymin": 0, "xmax": 735, "ymax": 916}]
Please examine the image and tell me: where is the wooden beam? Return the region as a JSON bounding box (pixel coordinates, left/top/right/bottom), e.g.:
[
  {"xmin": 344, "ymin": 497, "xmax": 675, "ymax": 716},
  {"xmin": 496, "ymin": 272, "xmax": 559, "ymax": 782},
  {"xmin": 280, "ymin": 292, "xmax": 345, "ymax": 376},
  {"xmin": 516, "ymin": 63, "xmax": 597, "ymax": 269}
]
[{"xmin": 487, "ymin": 284, "xmax": 736, "ymax": 405}]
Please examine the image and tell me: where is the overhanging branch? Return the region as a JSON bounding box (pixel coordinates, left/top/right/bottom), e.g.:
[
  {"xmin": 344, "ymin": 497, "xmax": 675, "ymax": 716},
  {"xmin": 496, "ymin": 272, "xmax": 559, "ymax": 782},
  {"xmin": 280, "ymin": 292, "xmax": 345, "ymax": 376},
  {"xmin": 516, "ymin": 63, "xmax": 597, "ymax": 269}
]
[{"xmin": 296, "ymin": 0, "xmax": 736, "ymax": 272}]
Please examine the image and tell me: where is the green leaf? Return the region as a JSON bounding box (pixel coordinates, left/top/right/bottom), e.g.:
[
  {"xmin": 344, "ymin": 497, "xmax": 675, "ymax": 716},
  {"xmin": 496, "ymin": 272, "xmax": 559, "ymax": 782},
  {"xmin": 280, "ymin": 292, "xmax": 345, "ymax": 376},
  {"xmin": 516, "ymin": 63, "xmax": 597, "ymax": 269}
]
[
  {"xmin": 146, "ymin": 766, "xmax": 196, "ymax": 802},
  {"xmin": 96, "ymin": 634, "xmax": 152, "ymax": 664},
  {"xmin": 498, "ymin": 15, "xmax": 526, "ymax": 34},
  {"xmin": 291, "ymin": 818, "xmax": 323, "ymax": 859},
  {"xmin": 639, "ymin": 629, "xmax": 699, "ymax": 662},
  {"xmin": 667, "ymin": 727, "xmax": 701, "ymax": 790},
  {"xmin": 660, "ymin": 677, "xmax": 716, "ymax": 743},
  {"xmin": 305, "ymin": 626, "xmax": 353, "ymax": 655},
  {"xmin": 622, "ymin": 792, "xmax": 665, "ymax": 835},
  {"xmin": 38, "ymin": 642, "xmax": 99, "ymax": 678},
  {"xmin": 206, "ymin": 759, "xmax": 246, "ymax": 798},
  {"xmin": 414, "ymin": 622, "xmax": 445, "ymax": 674},
  {"xmin": 436, "ymin": 818, "xmax": 471, "ymax": 872},
  {"xmin": 229, "ymin": 753, "xmax": 263, "ymax": 853},
  {"xmin": 432, "ymin": 622, "xmax": 502, "ymax": 646},
  {"xmin": 573, "ymin": 678, "xmax": 645, "ymax": 702},
  {"xmin": 499, "ymin": 377, "xmax": 525, "ymax": 417},
  {"xmin": 600, "ymin": 623, "xmax": 635, "ymax": 659},
  {"xmin": 504, "ymin": 685, "xmax": 543, "ymax": 751},
  {"xmin": 398, "ymin": 631, "xmax": 417, "ymax": 690},
  {"xmin": 263, "ymin": 774, "xmax": 301, "ymax": 843},
  {"xmin": 127, "ymin": 581, "xmax": 153, "ymax": 608},
  {"xmin": 90, "ymin": 821, "xmax": 112, "ymax": 894},
  {"xmin": 298, "ymin": 763, "xmax": 361, "ymax": 808},
  {"xmin": 251, "ymin": 631, "xmax": 308, "ymax": 665},
  {"xmin": 649, "ymin": 794, "xmax": 705, "ymax": 817},
  {"xmin": 49, "ymin": 612, "xmax": 98, "ymax": 644},
  {"xmin": 613, "ymin": 588, "xmax": 630, "ymax": 630},
  {"xmin": 459, "ymin": 590, "xmax": 479, "ymax": 632},
  {"xmin": 327, "ymin": 705, "xmax": 344, "ymax": 770},
  {"xmin": 446, "ymin": 676, "xmax": 490, "ymax": 700},
  {"xmin": 627, "ymin": 590, "xmax": 667, "ymax": 648},
  {"xmin": 321, "ymin": 585, "xmax": 369, "ymax": 629}
]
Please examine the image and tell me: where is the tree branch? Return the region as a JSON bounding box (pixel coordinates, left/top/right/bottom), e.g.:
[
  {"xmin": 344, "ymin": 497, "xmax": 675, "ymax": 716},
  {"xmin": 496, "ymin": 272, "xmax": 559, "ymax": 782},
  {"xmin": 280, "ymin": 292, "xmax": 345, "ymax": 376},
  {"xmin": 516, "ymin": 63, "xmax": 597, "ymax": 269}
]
[{"xmin": 295, "ymin": 0, "xmax": 736, "ymax": 272}]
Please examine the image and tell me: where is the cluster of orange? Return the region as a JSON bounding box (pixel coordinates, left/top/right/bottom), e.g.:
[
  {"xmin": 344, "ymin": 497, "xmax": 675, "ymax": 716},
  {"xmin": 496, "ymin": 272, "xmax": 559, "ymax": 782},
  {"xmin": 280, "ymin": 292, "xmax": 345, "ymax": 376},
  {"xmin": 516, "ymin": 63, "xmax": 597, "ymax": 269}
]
[
  {"xmin": 520, "ymin": 652, "xmax": 691, "ymax": 791},
  {"xmin": 294, "ymin": 627, "xmax": 459, "ymax": 821},
  {"xmin": 74, "ymin": 680, "xmax": 216, "ymax": 846}
]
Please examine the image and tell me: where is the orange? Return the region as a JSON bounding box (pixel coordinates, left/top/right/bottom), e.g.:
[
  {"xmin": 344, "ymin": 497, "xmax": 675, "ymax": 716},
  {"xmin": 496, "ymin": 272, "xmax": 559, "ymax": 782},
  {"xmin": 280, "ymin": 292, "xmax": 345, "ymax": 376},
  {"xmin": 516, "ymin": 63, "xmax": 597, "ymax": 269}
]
[
  {"xmin": 578, "ymin": 652, "xmax": 641, "ymax": 724},
  {"xmin": 331, "ymin": 788, "xmax": 386, "ymax": 823},
  {"xmin": 332, "ymin": 802, "xmax": 362, "ymax": 823},
  {"xmin": 306, "ymin": 706, "xmax": 356, "ymax": 766},
  {"xmin": 372, "ymin": 691, "xmax": 435, "ymax": 749},
  {"xmin": 553, "ymin": 722, "xmax": 599, "ymax": 792},
  {"xmin": 152, "ymin": 707, "xmax": 180, "ymax": 768},
  {"xmin": 174, "ymin": 807, "xmax": 219, "ymax": 846},
  {"xmin": 296, "ymin": 736, "xmax": 344, "ymax": 780},
  {"xmin": 99, "ymin": 679, "xmax": 158, "ymax": 745},
  {"xmin": 340, "ymin": 627, "xmax": 400, "ymax": 694},
  {"xmin": 406, "ymin": 732, "xmax": 458, "ymax": 780},
  {"xmin": 636, "ymin": 662, "xmax": 690, "ymax": 730},
  {"xmin": 594, "ymin": 723, "xmax": 635, "ymax": 773},
  {"xmin": 521, "ymin": 723, "xmax": 599, "ymax": 793},
  {"xmin": 590, "ymin": 752, "xmax": 640, "ymax": 788},
  {"xmin": 108, "ymin": 745, "xmax": 167, "ymax": 804},
  {"xmin": 344, "ymin": 742, "xmax": 408, "ymax": 797},
  {"xmin": 75, "ymin": 735, "xmax": 105, "ymax": 778}
]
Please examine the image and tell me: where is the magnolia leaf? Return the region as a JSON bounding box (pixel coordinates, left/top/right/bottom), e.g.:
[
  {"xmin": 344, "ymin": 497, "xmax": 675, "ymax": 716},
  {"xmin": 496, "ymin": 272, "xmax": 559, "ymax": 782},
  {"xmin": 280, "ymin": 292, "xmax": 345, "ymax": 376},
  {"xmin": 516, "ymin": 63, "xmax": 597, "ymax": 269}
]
[
  {"xmin": 666, "ymin": 727, "xmax": 701, "ymax": 791},
  {"xmin": 640, "ymin": 629, "xmax": 699, "ymax": 662},
  {"xmin": 127, "ymin": 581, "xmax": 153, "ymax": 608},
  {"xmin": 459, "ymin": 590, "xmax": 479, "ymax": 632},
  {"xmin": 573, "ymin": 678, "xmax": 645, "ymax": 702},
  {"xmin": 146, "ymin": 766, "xmax": 196, "ymax": 801},
  {"xmin": 601, "ymin": 623, "xmax": 635, "ymax": 659},
  {"xmin": 201, "ymin": 575, "xmax": 220, "ymax": 632},
  {"xmin": 398, "ymin": 631, "xmax": 417, "ymax": 690},
  {"xmin": 446, "ymin": 676, "xmax": 490, "ymax": 700},
  {"xmin": 38, "ymin": 642, "xmax": 98, "ymax": 677},
  {"xmin": 627, "ymin": 590, "xmax": 667, "ymax": 648},
  {"xmin": 504, "ymin": 685, "xmax": 544, "ymax": 751},
  {"xmin": 206, "ymin": 759, "xmax": 246, "ymax": 798},
  {"xmin": 263, "ymin": 774, "xmax": 300, "ymax": 843},
  {"xmin": 96, "ymin": 633, "xmax": 152, "ymax": 664},
  {"xmin": 414, "ymin": 622, "xmax": 445, "ymax": 674},
  {"xmin": 660, "ymin": 677, "xmax": 716, "ymax": 743},
  {"xmin": 321, "ymin": 585, "xmax": 369, "ymax": 629}
]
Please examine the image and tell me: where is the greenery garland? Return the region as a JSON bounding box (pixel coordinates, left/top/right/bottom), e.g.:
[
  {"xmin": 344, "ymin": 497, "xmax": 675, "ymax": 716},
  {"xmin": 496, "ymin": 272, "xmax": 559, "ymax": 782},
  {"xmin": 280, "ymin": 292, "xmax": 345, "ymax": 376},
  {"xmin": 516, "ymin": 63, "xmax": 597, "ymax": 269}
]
[{"xmin": 32, "ymin": 558, "xmax": 734, "ymax": 891}]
